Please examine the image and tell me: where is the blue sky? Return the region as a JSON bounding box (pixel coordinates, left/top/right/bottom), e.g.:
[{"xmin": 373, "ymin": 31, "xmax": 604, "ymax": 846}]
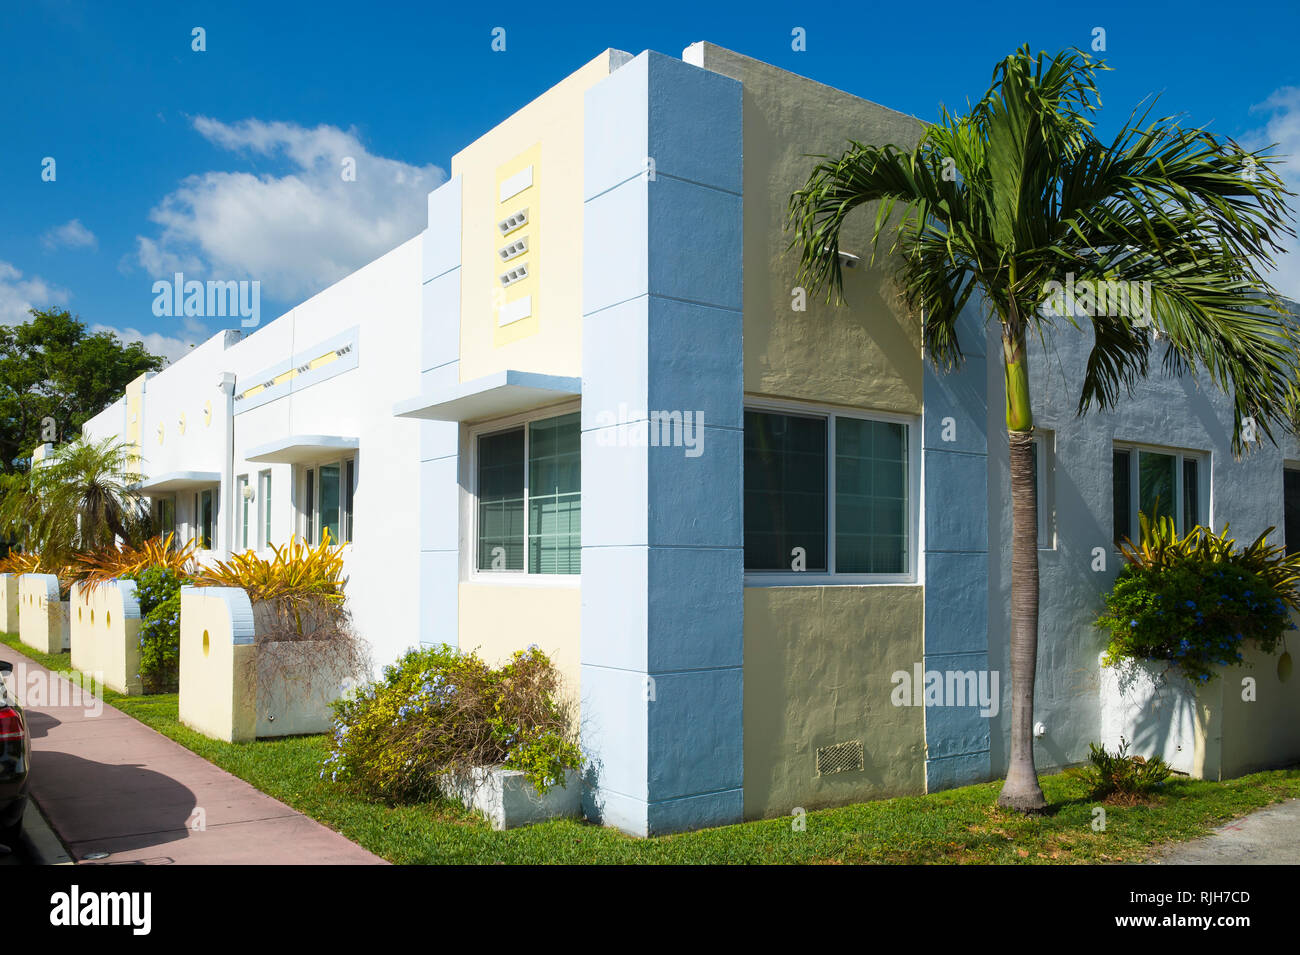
[{"xmin": 3, "ymin": 0, "xmax": 1299, "ymax": 360}]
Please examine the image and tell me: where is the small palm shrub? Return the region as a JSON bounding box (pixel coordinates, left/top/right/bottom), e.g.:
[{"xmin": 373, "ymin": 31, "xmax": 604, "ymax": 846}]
[
  {"xmin": 1067, "ymin": 738, "xmax": 1174, "ymax": 802},
  {"xmin": 324, "ymin": 645, "xmax": 582, "ymax": 801},
  {"xmin": 130, "ymin": 565, "xmax": 184, "ymax": 692},
  {"xmin": 1097, "ymin": 514, "xmax": 1299, "ymax": 683}
]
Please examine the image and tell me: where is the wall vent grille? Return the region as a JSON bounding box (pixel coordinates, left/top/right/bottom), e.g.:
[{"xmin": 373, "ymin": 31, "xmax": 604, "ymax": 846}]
[{"xmin": 816, "ymin": 740, "xmax": 864, "ymax": 777}]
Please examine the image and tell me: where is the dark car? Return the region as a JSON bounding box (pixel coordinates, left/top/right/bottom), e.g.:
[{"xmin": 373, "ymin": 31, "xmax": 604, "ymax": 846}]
[{"xmin": 0, "ymin": 660, "xmax": 29, "ymax": 851}]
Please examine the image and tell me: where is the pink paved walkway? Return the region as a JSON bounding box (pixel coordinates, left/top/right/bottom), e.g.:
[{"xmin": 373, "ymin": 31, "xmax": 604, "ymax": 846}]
[{"xmin": 1, "ymin": 642, "xmax": 384, "ymax": 865}]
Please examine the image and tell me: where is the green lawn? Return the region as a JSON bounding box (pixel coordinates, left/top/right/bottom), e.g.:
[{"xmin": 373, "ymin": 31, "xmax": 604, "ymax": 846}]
[{"xmin": 6, "ymin": 631, "xmax": 1299, "ymax": 864}]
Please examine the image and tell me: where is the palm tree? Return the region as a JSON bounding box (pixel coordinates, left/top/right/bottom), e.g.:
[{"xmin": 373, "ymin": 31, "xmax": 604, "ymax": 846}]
[
  {"xmin": 787, "ymin": 46, "xmax": 1297, "ymax": 811},
  {"xmin": 0, "ymin": 437, "xmax": 152, "ymax": 565}
]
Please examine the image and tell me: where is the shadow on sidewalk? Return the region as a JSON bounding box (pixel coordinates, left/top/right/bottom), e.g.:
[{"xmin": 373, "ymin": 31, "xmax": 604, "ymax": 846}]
[{"xmin": 32, "ymin": 751, "xmax": 201, "ymax": 857}]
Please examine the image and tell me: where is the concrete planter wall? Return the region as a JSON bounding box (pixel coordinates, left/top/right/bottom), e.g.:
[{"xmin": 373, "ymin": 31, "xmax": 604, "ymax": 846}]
[
  {"xmin": 440, "ymin": 767, "xmax": 583, "ymax": 830},
  {"xmin": 1099, "ymin": 644, "xmax": 1300, "ymax": 779},
  {"xmin": 178, "ymin": 586, "xmax": 352, "ymax": 742},
  {"xmin": 0, "ymin": 573, "xmax": 18, "ymax": 635},
  {"xmin": 17, "ymin": 573, "xmax": 70, "ymax": 654},
  {"xmin": 69, "ymin": 580, "xmax": 143, "ymax": 695}
]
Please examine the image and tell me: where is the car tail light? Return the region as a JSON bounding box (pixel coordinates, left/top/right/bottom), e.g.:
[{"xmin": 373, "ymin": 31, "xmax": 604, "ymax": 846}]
[{"xmin": 0, "ymin": 707, "xmax": 22, "ymax": 741}]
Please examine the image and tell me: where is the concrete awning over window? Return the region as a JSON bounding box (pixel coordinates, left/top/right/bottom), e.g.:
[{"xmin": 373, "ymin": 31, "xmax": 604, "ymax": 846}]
[
  {"xmin": 244, "ymin": 435, "xmax": 359, "ymax": 465},
  {"xmin": 393, "ymin": 370, "xmax": 581, "ymax": 423},
  {"xmin": 133, "ymin": 471, "xmax": 222, "ymax": 494}
]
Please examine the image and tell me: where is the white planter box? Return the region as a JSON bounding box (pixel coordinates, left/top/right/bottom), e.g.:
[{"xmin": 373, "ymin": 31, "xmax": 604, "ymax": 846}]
[
  {"xmin": 441, "ymin": 767, "xmax": 582, "ymax": 830},
  {"xmin": 1098, "ymin": 654, "xmax": 1200, "ymax": 775},
  {"xmin": 1099, "ymin": 646, "xmax": 1300, "ymax": 779},
  {"xmin": 17, "ymin": 574, "xmax": 70, "ymax": 654},
  {"xmin": 70, "ymin": 580, "xmax": 143, "ymax": 695},
  {"xmin": 179, "ymin": 587, "xmax": 354, "ymax": 742},
  {"xmin": 0, "ymin": 573, "xmax": 18, "ymax": 635}
]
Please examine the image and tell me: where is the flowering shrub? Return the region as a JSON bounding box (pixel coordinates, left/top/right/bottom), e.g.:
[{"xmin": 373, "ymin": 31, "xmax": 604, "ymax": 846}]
[
  {"xmin": 130, "ymin": 565, "xmax": 184, "ymax": 692},
  {"xmin": 1097, "ymin": 515, "xmax": 1298, "ymax": 683},
  {"xmin": 324, "ymin": 645, "xmax": 582, "ymax": 801}
]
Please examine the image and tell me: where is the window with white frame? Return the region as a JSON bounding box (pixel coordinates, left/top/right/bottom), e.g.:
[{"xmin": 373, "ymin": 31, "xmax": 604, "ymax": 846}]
[
  {"xmin": 1113, "ymin": 443, "xmax": 1205, "ymax": 544},
  {"xmin": 237, "ymin": 475, "xmax": 251, "ymax": 550},
  {"xmin": 744, "ymin": 405, "xmax": 914, "ymax": 578},
  {"xmin": 300, "ymin": 457, "xmax": 356, "ymax": 545},
  {"xmin": 475, "ymin": 410, "xmax": 580, "ymax": 575},
  {"xmin": 153, "ymin": 497, "xmax": 175, "ymax": 541},
  {"xmin": 194, "ymin": 488, "xmax": 215, "ymax": 550},
  {"xmin": 258, "ymin": 469, "xmax": 272, "ymax": 549}
]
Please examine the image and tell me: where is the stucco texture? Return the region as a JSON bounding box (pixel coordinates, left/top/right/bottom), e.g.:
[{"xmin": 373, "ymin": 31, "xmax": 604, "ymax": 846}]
[
  {"xmin": 693, "ymin": 43, "xmax": 924, "ymax": 413},
  {"xmin": 458, "ymin": 583, "xmax": 581, "ymax": 703},
  {"xmin": 743, "ymin": 585, "xmax": 925, "ymax": 818}
]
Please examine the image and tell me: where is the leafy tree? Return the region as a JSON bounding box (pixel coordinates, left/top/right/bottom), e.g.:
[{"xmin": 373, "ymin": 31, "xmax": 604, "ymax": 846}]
[
  {"xmin": 788, "ymin": 47, "xmax": 1297, "ymax": 811},
  {"xmin": 0, "ymin": 307, "xmax": 165, "ymax": 473}
]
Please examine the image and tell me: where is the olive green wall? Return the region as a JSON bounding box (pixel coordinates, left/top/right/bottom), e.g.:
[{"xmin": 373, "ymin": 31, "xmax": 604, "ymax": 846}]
[
  {"xmin": 690, "ymin": 42, "xmax": 925, "ymax": 414},
  {"xmin": 743, "ymin": 586, "xmax": 926, "ymax": 819}
]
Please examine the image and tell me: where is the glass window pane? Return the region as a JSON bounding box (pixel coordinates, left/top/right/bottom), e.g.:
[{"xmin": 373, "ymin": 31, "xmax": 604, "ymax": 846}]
[
  {"xmin": 239, "ymin": 476, "xmax": 250, "ymax": 550},
  {"xmin": 1286, "ymin": 469, "xmax": 1300, "ymax": 556},
  {"xmin": 1112, "ymin": 449, "xmax": 1131, "ymax": 544},
  {"xmin": 744, "ymin": 411, "xmax": 827, "ymax": 571},
  {"xmin": 260, "ymin": 471, "xmax": 272, "ymax": 548},
  {"xmin": 1181, "ymin": 458, "xmax": 1199, "ymax": 533},
  {"xmin": 343, "ymin": 459, "xmax": 355, "ymax": 543},
  {"xmin": 320, "ymin": 464, "xmax": 341, "ymax": 545},
  {"xmin": 200, "ymin": 489, "xmax": 214, "ymax": 550},
  {"xmin": 305, "ymin": 469, "xmax": 316, "ymax": 544},
  {"xmin": 836, "ymin": 417, "xmax": 907, "ymax": 574},
  {"xmin": 478, "ymin": 428, "xmax": 525, "ymax": 571},
  {"xmin": 1138, "ymin": 451, "xmax": 1176, "ymax": 526},
  {"xmin": 528, "ymin": 413, "xmax": 581, "ymax": 574}
]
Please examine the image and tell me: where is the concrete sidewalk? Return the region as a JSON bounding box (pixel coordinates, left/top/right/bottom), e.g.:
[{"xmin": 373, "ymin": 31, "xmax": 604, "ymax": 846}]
[
  {"xmin": 1, "ymin": 642, "xmax": 384, "ymax": 865},
  {"xmin": 1148, "ymin": 798, "xmax": 1300, "ymax": 865}
]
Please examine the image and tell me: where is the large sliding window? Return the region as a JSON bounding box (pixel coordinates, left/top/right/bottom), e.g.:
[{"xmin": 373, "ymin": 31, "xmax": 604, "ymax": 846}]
[
  {"xmin": 745, "ymin": 405, "xmax": 914, "ymax": 579},
  {"xmin": 300, "ymin": 458, "xmax": 355, "ymax": 545},
  {"xmin": 1113, "ymin": 444, "xmax": 1205, "ymax": 544},
  {"xmin": 475, "ymin": 411, "xmax": 580, "ymax": 576}
]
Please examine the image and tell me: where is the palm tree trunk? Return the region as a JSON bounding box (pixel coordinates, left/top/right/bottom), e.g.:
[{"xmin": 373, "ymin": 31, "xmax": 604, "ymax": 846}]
[{"xmin": 997, "ymin": 332, "xmax": 1047, "ymax": 812}]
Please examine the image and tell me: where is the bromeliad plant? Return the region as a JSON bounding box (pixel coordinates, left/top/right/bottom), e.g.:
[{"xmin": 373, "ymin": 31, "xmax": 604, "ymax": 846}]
[
  {"xmin": 787, "ymin": 45, "xmax": 1299, "ymax": 811},
  {"xmin": 198, "ymin": 533, "xmax": 346, "ymax": 607},
  {"xmin": 1097, "ymin": 513, "xmax": 1300, "ymax": 683},
  {"xmin": 73, "ymin": 533, "xmax": 199, "ymax": 589},
  {"xmin": 1066, "ymin": 738, "xmax": 1174, "ymax": 803}
]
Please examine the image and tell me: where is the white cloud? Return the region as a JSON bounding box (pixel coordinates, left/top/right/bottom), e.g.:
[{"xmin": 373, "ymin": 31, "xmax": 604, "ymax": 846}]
[
  {"xmin": 41, "ymin": 218, "xmax": 98, "ymax": 251},
  {"xmin": 88, "ymin": 321, "xmax": 202, "ymax": 363},
  {"xmin": 0, "ymin": 261, "xmax": 70, "ymax": 325},
  {"xmin": 1247, "ymin": 87, "xmax": 1300, "ymax": 302},
  {"xmin": 134, "ymin": 117, "xmax": 446, "ymax": 302}
]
